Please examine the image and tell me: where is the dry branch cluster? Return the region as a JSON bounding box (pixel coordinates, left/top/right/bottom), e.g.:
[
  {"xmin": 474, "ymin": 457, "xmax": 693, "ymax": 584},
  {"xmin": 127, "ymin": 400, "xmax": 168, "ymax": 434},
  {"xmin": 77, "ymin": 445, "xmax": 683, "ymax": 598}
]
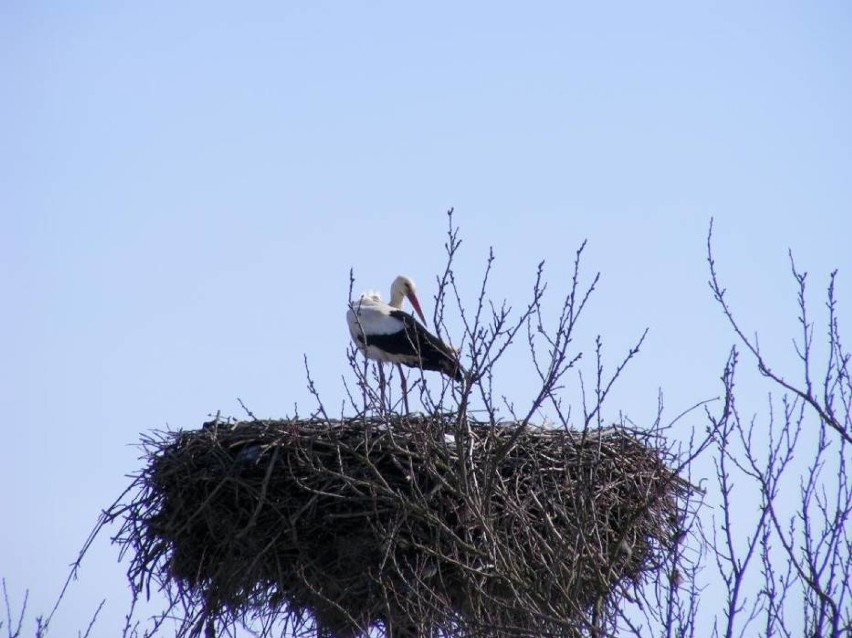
[
  {"xmin": 16, "ymin": 214, "xmax": 845, "ymax": 638},
  {"xmin": 118, "ymin": 416, "xmax": 691, "ymax": 637}
]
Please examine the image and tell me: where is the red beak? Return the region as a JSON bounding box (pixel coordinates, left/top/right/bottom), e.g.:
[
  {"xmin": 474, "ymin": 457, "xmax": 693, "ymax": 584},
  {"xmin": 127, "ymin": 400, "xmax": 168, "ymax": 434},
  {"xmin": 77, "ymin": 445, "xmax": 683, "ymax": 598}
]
[{"xmin": 407, "ymin": 291, "xmax": 427, "ymax": 324}]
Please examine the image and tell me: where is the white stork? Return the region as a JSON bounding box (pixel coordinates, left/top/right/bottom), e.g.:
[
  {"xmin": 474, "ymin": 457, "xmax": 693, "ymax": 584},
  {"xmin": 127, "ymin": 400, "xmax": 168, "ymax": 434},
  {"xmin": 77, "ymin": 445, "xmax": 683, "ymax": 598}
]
[{"xmin": 347, "ymin": 275, "xmax": 463, "ymax": 411}]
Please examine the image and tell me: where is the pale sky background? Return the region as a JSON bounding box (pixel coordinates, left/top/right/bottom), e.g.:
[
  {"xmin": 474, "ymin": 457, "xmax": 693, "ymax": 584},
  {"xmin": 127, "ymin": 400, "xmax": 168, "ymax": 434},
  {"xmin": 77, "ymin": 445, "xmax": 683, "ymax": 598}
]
[{"xmin": 2, "ymin": 2, "xmax": 851, "ymax": 636}]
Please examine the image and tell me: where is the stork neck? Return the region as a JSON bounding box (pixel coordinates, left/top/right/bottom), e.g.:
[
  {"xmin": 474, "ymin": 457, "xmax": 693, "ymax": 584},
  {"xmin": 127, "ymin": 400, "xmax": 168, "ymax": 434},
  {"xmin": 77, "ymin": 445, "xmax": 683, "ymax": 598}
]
[{"xmin": 389, "ymin": 290, "xmax": 406, "ymax": 309}]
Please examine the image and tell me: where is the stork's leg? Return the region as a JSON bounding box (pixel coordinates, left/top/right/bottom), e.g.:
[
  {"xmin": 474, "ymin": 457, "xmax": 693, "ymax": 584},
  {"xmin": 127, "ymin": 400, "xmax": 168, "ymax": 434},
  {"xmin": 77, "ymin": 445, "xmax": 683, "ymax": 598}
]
[
  {"xmin": 377, "ymin": 362, "xmax": 387, "ymax": 409},
  {"xmin": 397, "ymin": 363, "xmax": 410, "ymax": 414}
]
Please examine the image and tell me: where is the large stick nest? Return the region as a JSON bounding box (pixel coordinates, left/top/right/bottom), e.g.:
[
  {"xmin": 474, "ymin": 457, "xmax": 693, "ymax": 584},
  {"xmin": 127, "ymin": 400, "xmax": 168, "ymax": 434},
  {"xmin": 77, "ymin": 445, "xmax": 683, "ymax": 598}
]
[{"xmin": 118, "ymin": 415, "xmax": 692, "ymax": 637}]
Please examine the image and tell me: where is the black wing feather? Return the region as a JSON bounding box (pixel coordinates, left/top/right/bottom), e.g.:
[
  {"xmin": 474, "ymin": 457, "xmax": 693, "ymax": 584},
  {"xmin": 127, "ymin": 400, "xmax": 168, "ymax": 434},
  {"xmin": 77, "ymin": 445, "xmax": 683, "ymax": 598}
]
[{"xmin": 362, "ymin": 311, "xmax": 463, "ymax": 382}]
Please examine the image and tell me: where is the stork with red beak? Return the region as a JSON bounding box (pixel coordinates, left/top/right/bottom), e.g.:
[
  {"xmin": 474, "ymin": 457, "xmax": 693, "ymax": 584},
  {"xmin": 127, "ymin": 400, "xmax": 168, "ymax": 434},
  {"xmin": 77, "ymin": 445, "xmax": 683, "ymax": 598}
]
[{"xmin": 347, "ymin": 275, "xmax": 463, "ymax": 411}]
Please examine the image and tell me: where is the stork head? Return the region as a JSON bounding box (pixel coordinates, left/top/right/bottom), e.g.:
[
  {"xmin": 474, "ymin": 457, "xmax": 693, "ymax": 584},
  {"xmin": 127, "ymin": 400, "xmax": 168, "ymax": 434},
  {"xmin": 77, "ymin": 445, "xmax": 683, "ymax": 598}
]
[{"xmin": 390, "ymin": 275, "xmax": 426, "ymax": 323}]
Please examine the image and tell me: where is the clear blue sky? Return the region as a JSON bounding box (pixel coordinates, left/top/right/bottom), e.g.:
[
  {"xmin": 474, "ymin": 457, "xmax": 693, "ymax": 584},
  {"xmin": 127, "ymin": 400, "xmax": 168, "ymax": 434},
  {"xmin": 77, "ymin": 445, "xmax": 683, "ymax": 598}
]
[{"xmin": 2, "ymin": 2, "xmax": 851, "ymax": 635}]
